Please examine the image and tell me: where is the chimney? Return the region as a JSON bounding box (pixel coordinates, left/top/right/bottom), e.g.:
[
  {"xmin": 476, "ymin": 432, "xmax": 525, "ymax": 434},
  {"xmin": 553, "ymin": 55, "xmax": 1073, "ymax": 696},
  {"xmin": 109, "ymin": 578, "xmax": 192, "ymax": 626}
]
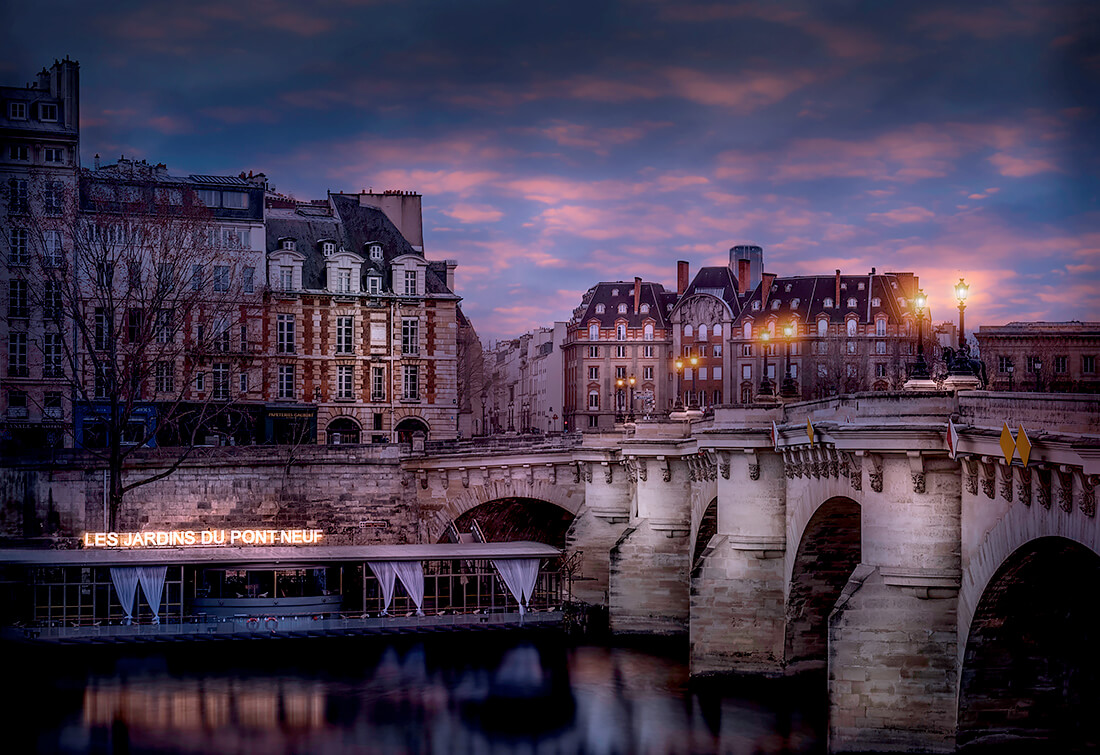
[
  {"xmin": 760, "ymin": 273, "xmax": 776, "ymax": 311},
  {"xmin": 737, "ymin": 259, "xmax": 750, "ymax": 293},
  {"xmin": 445, "ymin": 260, "xmax": 458, "ymax": 293},
  {"xmin": 835, "ymin": 269, "xmax": 841, "ymax": 308},
  {"xmin": 677, "ymin": 261, "xmax": 689, "ymax": 296},
  {"xmin": 634, "ymin": 276, "xmax": 642, "ymax": 315},
  {"xmin": 93, "ymin": 153, "xmax": 100, "ymax": 170}
]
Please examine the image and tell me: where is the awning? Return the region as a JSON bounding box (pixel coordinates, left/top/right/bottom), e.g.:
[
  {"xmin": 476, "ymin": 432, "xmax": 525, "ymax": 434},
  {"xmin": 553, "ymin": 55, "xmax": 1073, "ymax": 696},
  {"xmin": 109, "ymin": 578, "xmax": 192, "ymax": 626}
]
[{"xmin": 0, "ymin": 541, "xmax": 562, "ymax": 568}]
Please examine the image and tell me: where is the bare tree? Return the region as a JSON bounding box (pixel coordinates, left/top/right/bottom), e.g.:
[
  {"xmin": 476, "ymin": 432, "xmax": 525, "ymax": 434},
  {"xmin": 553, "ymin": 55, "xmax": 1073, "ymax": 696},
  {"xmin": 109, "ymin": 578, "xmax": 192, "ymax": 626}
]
[{"xmin": 5, "ymin": 167, "xmax": 261, "ymax": 528}]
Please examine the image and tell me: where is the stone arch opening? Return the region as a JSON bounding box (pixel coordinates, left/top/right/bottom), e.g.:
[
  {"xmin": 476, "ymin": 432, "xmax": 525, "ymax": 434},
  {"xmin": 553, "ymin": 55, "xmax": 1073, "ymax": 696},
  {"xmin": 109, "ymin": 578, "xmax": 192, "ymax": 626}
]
[
  {"xmin": 692, "ymin": 497, "xmax": 718, "ymax": 570},
  {"xmin": 394, "ymin": 416, "xmax": 429, "ymax": 445},
  {"xmin": 325, "ymin": 417, "xmax": 360, "ymax": 444},
  {"xmin": 957, "ymin": 536, "xmax": 1100, "ymax": 751},
  {"xmin": 445, "ymin": 497, "xmax": 575, "ymax": 548},
  {"xmin": 785, "ymin": 497, "xmax": 861, "ymax": 671}
]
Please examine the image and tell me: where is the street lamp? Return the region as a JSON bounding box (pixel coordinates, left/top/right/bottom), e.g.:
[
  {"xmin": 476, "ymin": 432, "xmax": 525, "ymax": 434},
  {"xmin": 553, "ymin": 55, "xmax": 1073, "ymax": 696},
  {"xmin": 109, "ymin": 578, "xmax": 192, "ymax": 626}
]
[
  {"xmin": 780, "ymin": 322, "xmax": 798, "ymax": 398},
  {"xmin": 674, "ymin": 358, "xmax": 684, "ymax": 411},
  {"xmin": 911, "ymin": 288, "xmax": 930, "ymax": 380},
  {"xmin": 759, "ymin": 331, "xmax": 774, "ymax": 397},
  {"xmin": 628, "ymin": 375, "xmax": 636, "ymax": 421},
  {"xmin": 949, "ymin": 278, "xmax": 971, "ymax": 376},
  {"xmin": 615, "ymin": 377, "xmax": 625, "ymax": 422},
  {"xmin": 690, "ymin": 355, "xmax": 699, "ymax": 408}
]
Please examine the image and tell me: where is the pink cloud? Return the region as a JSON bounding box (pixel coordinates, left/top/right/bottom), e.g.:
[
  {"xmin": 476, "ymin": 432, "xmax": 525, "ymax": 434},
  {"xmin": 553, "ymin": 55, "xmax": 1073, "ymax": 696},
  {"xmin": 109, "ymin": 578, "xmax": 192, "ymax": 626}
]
[
  {"xmin": 987, "ymin": 152, "xmax": 1059, "ymax": 177},
  {"xmin": 662, "ymin": 67, "xmax": 818, "ymax": 110},
  {"xmin": 868, "ymin": 206, "xmax": 936, "ymax": 224},
  {"xmin": 367, "ymin": 169, "xmax": 502, "ymax": 197},
  {"xmin": 442, "ymin": 203, "xmax": 504, "ymax": 224},
  {"xmin": 147, "ymin": 115, "xmax": 191, "ymax": 134}
]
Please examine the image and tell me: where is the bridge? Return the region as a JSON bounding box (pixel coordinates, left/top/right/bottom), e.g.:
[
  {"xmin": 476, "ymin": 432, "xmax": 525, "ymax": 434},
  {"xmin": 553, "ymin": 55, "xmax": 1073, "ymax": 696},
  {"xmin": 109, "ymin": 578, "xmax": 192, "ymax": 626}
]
[{"xmin": 407, "ymin": 391, "xmax": 1100, "ymax": 753}]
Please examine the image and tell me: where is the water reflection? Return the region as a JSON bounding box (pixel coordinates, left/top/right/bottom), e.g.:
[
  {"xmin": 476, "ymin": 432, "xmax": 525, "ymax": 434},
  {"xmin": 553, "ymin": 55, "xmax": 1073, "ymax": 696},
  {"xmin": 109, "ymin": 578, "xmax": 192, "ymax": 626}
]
[{"xmin": 11, "ymin": 634, "xmax": 825, "ymax": 754}]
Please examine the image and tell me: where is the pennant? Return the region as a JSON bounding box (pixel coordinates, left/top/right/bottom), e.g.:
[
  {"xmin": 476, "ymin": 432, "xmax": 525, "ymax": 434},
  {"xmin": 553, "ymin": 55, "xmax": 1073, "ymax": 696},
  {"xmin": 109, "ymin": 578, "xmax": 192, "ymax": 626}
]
[
  {"xmin": 771, "ymin": 420, "xmax": 779, "ymax": 450},
  {"xmin": 999, "ymin": 422, "xmax": 1016, "ymax": 466},
  {"xmin": 806, "ymin": 419, "xmax": 814, "ymax": 447},
  {"xmin": 947, "ymin": 417, "xmax": 959, "ymax": 460},
  {"xmin": 1017, "ymin": 425, "xmax": 1032, "ymax": 467}
]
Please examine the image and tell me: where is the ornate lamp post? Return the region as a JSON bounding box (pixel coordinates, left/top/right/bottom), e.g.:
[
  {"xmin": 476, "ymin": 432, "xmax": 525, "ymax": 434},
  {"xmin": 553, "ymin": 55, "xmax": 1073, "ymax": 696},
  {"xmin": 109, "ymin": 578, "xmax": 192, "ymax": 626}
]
[
  {"xmin": 911, "ymin": 288, "xmax": 930, "ymax": 380},
  {"xmin": 780, "ymin": 323, "xmax": 798, "ymax": 398},
  {"xmin": 758, "ymin": 331, "xmax": 774, "ymax": 397},
  {"xmin": 689, "ymin": 355, "xmax": 699, "ymax": 408},
  {"xmin": 615, "ymin": 377, "xmax": 625, "ymax": 422},
  {"xmin": 949, "ymin": 278, "xmax": 971, "ymax": 376},
  {"xmin": 674, "ymin": 358, "xmax": 684, "ymax": 411},
  {"xmin": 628, "ymin": 375, "xmax": 636, "ymax": 421}
]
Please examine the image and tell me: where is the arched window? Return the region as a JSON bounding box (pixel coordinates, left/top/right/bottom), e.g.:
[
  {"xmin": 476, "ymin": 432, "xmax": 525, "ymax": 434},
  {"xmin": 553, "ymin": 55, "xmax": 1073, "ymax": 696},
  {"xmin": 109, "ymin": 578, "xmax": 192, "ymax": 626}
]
[
  {"xmin": 327, "ymin": 417, "xmax": 361, "ymax": 445},
  {"xmin": 876, "ymin": 318, "xmax": 887, "ymax": 336},
  {"xmin": 595, "ymin": 303, "xmax": 605, "ymax": 314},
  {"xmin": 871, "ymin": 297, "xmax": 881, "ymax": 308},
  {"xmin": 368, "ymin": 244, "xmax": 383, "ymax": 261},
  {"xmin": 640, "ymin": 303, "xmax": 649, "ymax": 314},
  {"xmin": 618, "ymin": 303, "xmax": 628, "ymax": 314},
  {"xmin": 767, "ymin": 321, "xmax": 776, "ymax": 337},
  {"xmin": 847, "ymin": 297, "xmax": 857, "ymax": 308},
  {"xmin": 743, "ymin": 322, "xmax": 752, "ymax": 339},
  {"xmin": 684, "ymin": 324, "xmax": 694, "ymax": 338},
  {"xmin": 643, "ymin": 323, "xmax": 654, "ymax": 341},
  {"xmin": 772, "ymin": 300, "xmax": 781, "ymax": 310},
  {"xmin": 823, "ymin": 297, "xmax": 833, "ymax": 308},
  {"xmin": 611, "ymin": 288, "xmax": 619, "ymax": 297},
  {"xmin": 847, "ymin": 319, "xmax": 857, "ymax": 336},
  {"xmin": 714, "ymin": 323, "xmax": 722, "ymax": 339},
  {"xmin": 698, "ymin": 324, "xmax": 708, "ymax": 341},
  {"xmin": 751, "ymin": 301, "xmax": 761, "ymax": 311},
  {"xmin": 817, "ymin": 319, "xmax": 828, "ymax": 337},
  {"xmin": 616, "ymin": 323, "xmax": 626, "ymax": 340},
  {"xmin": 588, "ymin": 323, "xmax": 599, "ymax": 341}
]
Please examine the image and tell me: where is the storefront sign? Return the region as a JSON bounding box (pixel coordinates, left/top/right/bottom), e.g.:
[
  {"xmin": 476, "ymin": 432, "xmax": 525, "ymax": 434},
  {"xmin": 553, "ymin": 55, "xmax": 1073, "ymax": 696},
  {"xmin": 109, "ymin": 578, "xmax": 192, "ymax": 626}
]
[{"xmin": 82, "ymin": 529, "xmax": 324, "ymax": 548}]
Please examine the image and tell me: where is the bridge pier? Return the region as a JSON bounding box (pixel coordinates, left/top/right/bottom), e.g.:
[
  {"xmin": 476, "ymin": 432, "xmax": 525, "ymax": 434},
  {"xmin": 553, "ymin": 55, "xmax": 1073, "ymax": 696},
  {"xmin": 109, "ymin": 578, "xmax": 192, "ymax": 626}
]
[
  {"xmin": 564, "ymin": 459, "xmax": 632, "ymax": 606},
  {"xmin": 691, "ymin": 448, "xmax": 787, "ymax": 674},
  {"xmin": 609, "ymin": 451, "xmax": 692, "ymax": 634}
]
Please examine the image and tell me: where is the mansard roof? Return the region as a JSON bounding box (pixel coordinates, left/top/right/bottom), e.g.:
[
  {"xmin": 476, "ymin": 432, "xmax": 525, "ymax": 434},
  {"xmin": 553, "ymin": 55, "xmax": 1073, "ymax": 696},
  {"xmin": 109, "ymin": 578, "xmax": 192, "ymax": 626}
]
[
  {"xmin": 736, "ymin": 272, "xmax": 920, "ymax": 325},
  {"xmin": 573, "ymin": 280, "xmax": 672, "ymax": 328},
  {"xmin": 676, "ymin": 266, "xmax": 743, "ymax": 318}
]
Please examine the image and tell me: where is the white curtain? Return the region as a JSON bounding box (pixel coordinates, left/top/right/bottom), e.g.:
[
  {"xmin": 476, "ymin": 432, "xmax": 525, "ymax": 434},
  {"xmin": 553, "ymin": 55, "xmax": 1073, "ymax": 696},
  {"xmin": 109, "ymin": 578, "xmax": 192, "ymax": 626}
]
[
  {"xmin": 492, "ymin": 559, "xmax": 541, "ymax": 616},
  {"xmin": 110, "ymin": 567, "xmax": 140, "ymax": 625},
  {"xmin": 393, "ymin": 561, "xmax": 425, "ymax": 616},
  {"xmin": 136, "ymin": 566, "xmax": 168, "ymax": 625},
  {"xmin": 368, "ymin": 561, "xmax": 398, "ymax": 615}
]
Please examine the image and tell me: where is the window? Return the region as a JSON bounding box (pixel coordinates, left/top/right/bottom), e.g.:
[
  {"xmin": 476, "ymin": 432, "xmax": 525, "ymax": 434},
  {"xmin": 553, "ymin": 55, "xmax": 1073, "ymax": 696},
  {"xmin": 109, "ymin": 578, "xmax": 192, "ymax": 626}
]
[
  {"xmin": 8, "ymin": 331, "xmax": 27, "ymax": 376},
  {"xmin": 126, "ymin": 307, "xmax": 144, "ymax": 342},
  {"xmin": 790, "ymin": 364, "xmax": 798, "ymax": 379},
  {"xmin": 278, "ymin": 365, "xmax": 294, "ymax": 399},
  {"xmin": 367, "ymin": 275, "xmax": 382, "ymax": 295},
  {"xmin": 156, "ymin": 362, "xmax": 174, "ymax": 393},
  {"xmin": 643, "ymin": 366, "xmax": 654, "ymax": 380},
  {"xmin": 1084, "ymin": 355, "xmax": 1096, "ymax": 374},
  {"xmin": 214, "ymin": 328, "xmax": 230, "ymax": 353},
  {"xmin": 998, "ymin": 356, "xmax": 1013, "ymax": 373},
  {"xmin": 372, "ymin": 366, "xmax": 385, "ymax": 401},
  {"xmin": 193, "ymin": 371, "xmax": 205, "ymax": 394},
  {"xmin": 846, "ymin": 364, "xmax": 858, "ymax": 378},
  {"xmin": 615, "ymin": 366, "xmax": 627, "ymax": 379},
  {"xmin": 713, "ymin": 367, "xmax": 722, "ymax": 380},
  {"xmin": 369, "ymin": 244, "xmax": 383, "ymax": 261},
  {"xmin": 876, "ymin": 319, "xmax": 886, "ymax": 336},
  {"xmin": 713, "ymin": 344, "xmax": 722, "ymax": 357},
  {"xmin": 8, "ymin": 279, "xmax": 28, "ymax": 318},
  {"xmin": 9, "ymin": 102, "xmax": 26, "ymax": 119},
  {"xmin": 9, "ymin": 227, "xmax": 28, "ymax": 264},
  {"xmin": 595, "ymin": 304, "xmax": 605, "ymax": 314},
  {"xmin": 588, "ymin": 390, "xmax": 600, "ymax": 410},
  {"xmin": 643, "ymin": 345, "xmax": 654, "ymax": 358},
  {"xmin": 239, "ymin": 324, "xmax": 249, "ymax": 352},
  {"xmin": 7, "ymin": 390, "xmax": 27, "ymax": 418},
  {"xmin": 698, "ymin": 345, "xmax": 708, "ymax": 357},
  {"xmin": 684, "ymin": 325, "xmax": 693, "ymax": 339},
  {"xmin": 242, "ymin": 266, "xmax": 254, "ymax": 293},
  {"xmin": 772, "ymin": 300, "xmax": 781, "ymax": 310},
  {"xmin": 401, "ymin": 318, "xmax": 419, "ymax": 354},
  {"xmin": 611, "ymin": 288, "xmax": 619, "ymax": 297},
  {"xmin": 280, "ymin": 238, "xmax": 296, "ymax": 251},
  {"xmin": 847, "ymin": 319, "xmax": 857, "ymax": 337},
  {"xmin": 191, "ymin": 264, "xmax": 203, "ymax": 291},
  {"xmin": 616, "ymin": 324, "xmax": 626, "ymax": 340},
  {"xmin": 847, "ymin": 341, "xmax": 857, "ymax": 355},
  {"xmin": 222, "ymin": 191, "xmax": 248, "ymax": 209},
  {"xmin": 847, "ymin": 298, "xmax": 857, "ymax": 308},
  {"xmin": 155, "ymin": 310, "xmax": 172, "ymax": 344},
  {"xmin": 279, "ymin": 267, "xmax": 294, "ymax": 291},
  {"xmin": 741, "ymin": 364, "xmax": 751, "ymax": 380},
  {"xmin": 8, "ymin": 178, "xmax": 28, "ymax": 212},
  {"xmin": 742, "ymin": 344, "xmax": 752, "ymax": 356},
  {"xmin": 876, "ymin": 341, "xmax": 887, "ymax": 355},
  {"xmin": 875, "ymin": 363, "xmax": 887, "ymax": 378},
  {"xmin": 196, "ymin": 189, "xmax": 220, "ymax": 207},
  {"xmin": 751, "ymin": 301, "xmax": 760, "ymax": 311},
  {"xmin": 337, "ymin": 317, "xmax": 354, "ymax": 354},
  {"xmin": 40, "ymin": 103, "xmax": 58, "ymax": 121},
  {"xmin": 871, "ymin": 297, "xmax": 881, "ymax": 307},
  {"xmin": 44, "ymin": 392, "xmax": 62, "ymax": 419},
  {"xmin": 404, "ymin": 270, "xmax": 417, "ymax": 296},
  {"xmin": 1054, "ymin": 355, "xmax": 1068, "ymax": 374},
  {"xmin": 337, "ymin": 365, "xmax": 354, "ymax": 399},
  {"xmin": 817, "ymin": 319, "xmax": 828, "ymax": 337},
  {"xmin": 588, "ymin": 366, "xmax": 599, "ymax": 380},
  {"xmin": 44, "ymin": 333, "xmax": 63, "ymax": 377},
  {"xmin": 588, "ymin": 323, "xmax": 599, "ymax": 341},
  {"xmin": 336, "ymin": 269, "xmax": 352, "ymax": 293},
  {"xmin": 240, "ymin": 371, "xmax": 248, "ymax": 393},
  {"xmin": 322, "ymin": 241, "xmax": 336, "ymax": 257},
  {"xmin": 276, "ymin": 314, "xmax": 295, "ymax": 353},
  {"xmin": 699, "ymin": 367, "xmax": 708, "ymax": 380},
  {"xmin": 213, "ymin": 363, "xmax": 230, "ymax": 400},
  {"xmin": 640, "ymin": 303, "xmax": 649, "ymax": 314},
  {"xmin": 94, "ymin": 308, "xmax": 110, "ymax": 350},
  {"xmin": 213, "ymin": 265, "xmax": 229, "ymax": 292},
  {"xmin": 743, "ymin": 322, "xmax": 752, "ymax": 339},
  {"xmin": 617, "ymin": 303, "xmax": 627, "ymax": 314},
  {"xmin": 699, "ymin": 325, "xmax": 708, "ymax": 341},
  {"xmin": 222, "ymin": 228, "xmax": 250, "ymax": 250},
  {"xmin": 615, "ymin": 345, "xmax": 627, "ymax": 358},
  {"xmin": 823, "ymin": 297, "xmax": 833, "ymax": 308},
  {"xmin": 44, "ymin": 147, "xmax": 63, "ymax": 163},
  {"xmin": 9, "ymin": 145, "xmax": 28, "ymax": 160},
  {"xmin": 1027, "ymin": 355, "xmax": 1041, "ymax": 373},
  {"xmin": 818, "ymin": 365, "xmax": 828, "ymax": 378},
  {"xmin": 588, "ymin": 345, "xmax": 600, "ymax": 358},
  {"xmin": 403, "ymin": 365, "xmax": 419, "ymax": 400}
]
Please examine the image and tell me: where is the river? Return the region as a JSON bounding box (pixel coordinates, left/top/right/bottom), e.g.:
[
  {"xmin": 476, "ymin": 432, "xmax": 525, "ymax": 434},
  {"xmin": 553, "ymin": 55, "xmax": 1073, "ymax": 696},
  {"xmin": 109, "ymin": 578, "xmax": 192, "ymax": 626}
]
[{"xmin": 8, "ymin": 631, "xmax": 826, "ymax": 754}]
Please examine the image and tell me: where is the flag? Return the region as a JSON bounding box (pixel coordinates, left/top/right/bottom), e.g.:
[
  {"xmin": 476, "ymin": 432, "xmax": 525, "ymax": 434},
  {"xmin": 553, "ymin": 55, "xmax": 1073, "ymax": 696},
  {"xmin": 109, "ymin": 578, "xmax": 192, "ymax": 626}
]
[{"xmin": 947, "ymin": 417, "xmax": 959, "ymax": 460}]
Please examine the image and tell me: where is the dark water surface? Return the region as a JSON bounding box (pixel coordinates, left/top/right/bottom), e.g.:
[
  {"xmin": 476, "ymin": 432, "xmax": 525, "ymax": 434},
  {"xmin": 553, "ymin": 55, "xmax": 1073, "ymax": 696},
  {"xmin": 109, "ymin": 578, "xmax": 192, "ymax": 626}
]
[{"xmin": 7, "ymin": 631, "xmax": 826, "ymax": 754}]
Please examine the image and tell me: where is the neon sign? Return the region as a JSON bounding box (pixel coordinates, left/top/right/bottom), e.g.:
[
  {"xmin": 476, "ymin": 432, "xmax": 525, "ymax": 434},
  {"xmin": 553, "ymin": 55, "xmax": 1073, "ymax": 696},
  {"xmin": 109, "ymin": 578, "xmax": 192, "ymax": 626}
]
[{"xmin": 82, "ymin": 529, "xmax": 324, "ymax": 548}]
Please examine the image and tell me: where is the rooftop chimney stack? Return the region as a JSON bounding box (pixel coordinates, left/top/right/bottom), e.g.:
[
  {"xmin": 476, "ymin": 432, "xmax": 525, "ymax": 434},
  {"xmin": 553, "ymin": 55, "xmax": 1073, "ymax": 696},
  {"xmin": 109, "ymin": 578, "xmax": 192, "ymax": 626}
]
[
  {"xmin": 737, "ymin": 259, "xmax": 751, "ymax": 293},
  {"xmin": 835, "ymin": 269, "xmax": 841, "ymax": 307},
  {"xmin": 634, "ymin": 276, "xmax": 642, "ymax": 315},
  {"xmin": 677, "ymin": 261, "xmax": 689, "ymax": 296},
  {"xmin": 730, "ymin": 244, "xmax": 764, "ymax": 292}
]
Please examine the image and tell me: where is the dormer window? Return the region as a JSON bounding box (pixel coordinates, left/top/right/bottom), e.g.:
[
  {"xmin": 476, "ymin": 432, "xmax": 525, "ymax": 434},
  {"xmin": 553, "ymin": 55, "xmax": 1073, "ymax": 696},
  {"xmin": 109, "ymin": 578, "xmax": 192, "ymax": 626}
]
[
  {"xmin": 785, "ymin": 284, "xmax": 792, "ymax": 292},
  {"xmin": 791, "ymin": 298, "xmax": 800, "ymax": 308},
  {"xmin": 611, "ymin": 288, "xmax": 619, "ymax": 297},
  {"xmin": 897, "ymin": 296, "xmax": 907, "ymax": 307},
  {"xmin": 280, "ymin": 238, "xmax": 296, "ymax": 252},
  {"xmin": 858, "ymin": 282, "xmax": 865, "ymax": 290},
  {"xmin": 595, "ymin": 303, "xmax": 605, "ymax": 314},
  {"xmin": 871, "ymin": 297, "xmax": 881, "ymax": 307},
  {"xmin": 841, "ymin": 283, "xmax": 847, "ymax": 290},
  {"xmin": 617, "ymin": 303, "xmax": 628, "ymax": 314},
  {"xmin": 771, "ymin": 300, "xmax": 781, "ymax": 310},
  {"xmin": 336, "ymin": 268, "xmax": 352, "ymax": 293},
  {"xmin": 640, "ymin": 303, "xmax": 649, "ymax": 314},
  {"xmin": 367, "ymin": 275, "xmax": 382, "ymax": 295},
  {"xmin": 751, "ymin": 301, "xmax": 761, "ymax": 311},
  {"xmin": 823, "ymin": 297, "xmax": 833, "ymax": 308},
  {"xmin": 369, "ymin": 244, "xmax": 383, "ymax": 262},
  {"xmin": 847, "ymin": 297, "xmax": 857, "ymax": 308},
  {"xmin": 404, "ymin": 269, "xmax": 417, "ymax": 296},
  {"xmin": 279, "ymin": 267, "xmax": 293, "ymax": 291},
  {"xmin": 322, "ymin": 241, "xmax": 336, "ymax": 257}
]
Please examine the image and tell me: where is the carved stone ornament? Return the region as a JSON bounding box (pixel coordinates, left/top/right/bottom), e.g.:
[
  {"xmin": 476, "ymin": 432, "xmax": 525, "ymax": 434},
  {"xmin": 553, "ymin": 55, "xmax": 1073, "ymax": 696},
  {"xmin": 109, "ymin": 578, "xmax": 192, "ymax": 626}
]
[
  {"xmin": 439, "ymin": 469, "xmax": 449, "ymax": 489},
  {"xmin": 868, "ymin": 454, "xmax": 883, "ymax": 493},
  {"xmin": 1081, "ymin": 474, "xmax": 1097, "ymax": 518},
  {"xmin": 785, "ymin": 460, "xmax": 796, "ymax": 479},
  {"xmin": 749, "ymin": 463, "xmax": 761, "ymax": 481},
  {"xmin": 1037, "ymin": 468, "xmax": 1052, "ymax": 510},
  {"xmin": 462, "ymin": 470, "xmax": 471, "ymax": 489},
  {"xmin": 850, "ymin": 454, "xmax": 863, "ymax": 492},
  {"xmin": 1016, "ymin": 467, "xmax": 1031, "ymax": 506},
  {"xmin": 687, "ymin": 459, "xmax": 698, "ymax": 483},
  {"xmin": 912, "ymin": 472, "xmax": 926, "ymax": 494},
  {"xmin": 980, "ymin": 460, "xmax": 996, "ymax": 500},
  {"xmin": 604, "ymin": 464, "xmax": 614, "ymax": 485},
  {"xmin": 999, "ymin": 464, "xmax": 1013, "ymax": 502},
  {"xmin": 828, "ymin": 455, "xmax": 839, "ymax": 480},
  {"xmin": 419, "ymin": 474, "xmax": 429, "ymax": 490},
  {"xmin": 662, "ymin": 460, "xmax": 672, "ymax": 483},
  {"xmin": 719, "ymin": 456, "xmax": 730, "ymax": 480},
  {"xmin": 839, "ymin": 452, "xmax": 851, "ymax": 479},
  {"xmin": 1057, "ymin": 469, "xmax": 1074, "ymax": 513},
  {"xmin": 962, "ymin": 457, "xmax": 979, "ymax": 496},
  {"xmin": 638, "ymin": 458, "xmax": 648, "ymax": 482}
]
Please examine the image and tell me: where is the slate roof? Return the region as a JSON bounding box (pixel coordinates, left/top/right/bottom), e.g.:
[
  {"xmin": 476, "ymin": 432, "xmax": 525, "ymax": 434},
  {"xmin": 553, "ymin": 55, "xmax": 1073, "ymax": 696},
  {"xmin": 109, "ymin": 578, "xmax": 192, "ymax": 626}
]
[
  {"xmin": 736, "ymin": 272, "xmax": 920, "ymax": 326},
  {"xmin": 676, "ymin": 266, "xmax": 743, "ymax": 317},
  {"xmin": 572, "ymin": 281, "xmax": 673, "ymax": 328}
]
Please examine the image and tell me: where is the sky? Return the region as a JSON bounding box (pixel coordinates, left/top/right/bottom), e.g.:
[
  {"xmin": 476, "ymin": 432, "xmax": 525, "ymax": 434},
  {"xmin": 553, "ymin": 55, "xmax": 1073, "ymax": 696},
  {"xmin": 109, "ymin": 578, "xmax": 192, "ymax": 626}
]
[{"xmin": 3, "ymin": 0, "xmax": 1098, "ymax": 341}]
